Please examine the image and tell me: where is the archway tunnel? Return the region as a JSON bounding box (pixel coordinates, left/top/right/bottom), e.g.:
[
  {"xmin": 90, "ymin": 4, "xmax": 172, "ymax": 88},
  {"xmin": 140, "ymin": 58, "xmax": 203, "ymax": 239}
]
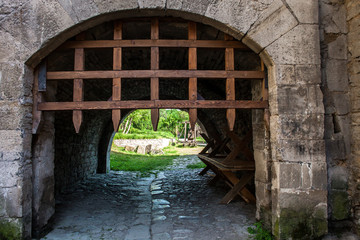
[{"xmin": 31, "ymin": 17, "xmax": 270, "ymax": 238}]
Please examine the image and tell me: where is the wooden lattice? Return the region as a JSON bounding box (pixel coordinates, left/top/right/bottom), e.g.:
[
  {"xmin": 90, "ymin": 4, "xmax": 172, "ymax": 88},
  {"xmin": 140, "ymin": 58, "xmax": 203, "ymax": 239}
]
[{"xmin": 32, "ymin": 18, "xmax": 268, "ymax": 134}]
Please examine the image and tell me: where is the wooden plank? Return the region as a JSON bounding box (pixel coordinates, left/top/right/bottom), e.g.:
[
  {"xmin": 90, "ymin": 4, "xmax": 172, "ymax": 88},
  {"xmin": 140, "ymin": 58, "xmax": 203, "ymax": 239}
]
[
  {"xmin": 220, "ymin": 172, "xmax": 254, "ymax": 204},
  {"xmin": 73, "ymin": 33, "xmax": 85, "ymax": 133},
  {"xmin": 151, "ymin": 18, "xmax": 160, "ymax": 131},
  {"xmin": 47, "ymin": 70, "xmax": 265, "ymax": 80},
  {"xmin": 225, "ymin": 34, "xmax": 236, "ymax": 131},
  {"xmin": 221, "ymin": 171, "xmax": 256, "ymax": 203},
  {"xmin": 38, "ymin": 100, "xmax": 269, "ymax": 111},
  {"xmin": 188, "ymin": 22, "xmax": 197, "ymax": 131},
  {"xmin": 32, "ymin": 68, "xmax": 43, "ymax": 134},
  {"xmin": 199, "ymin": 166, "xmax": 211, "ymax": 176},
  {"xmin": 61, "ymin": 39, "xmax": 250, "ymax": 49},
  {"xmin": 112, "ymin": 21, "xmax": 122, "ymax": 132}
]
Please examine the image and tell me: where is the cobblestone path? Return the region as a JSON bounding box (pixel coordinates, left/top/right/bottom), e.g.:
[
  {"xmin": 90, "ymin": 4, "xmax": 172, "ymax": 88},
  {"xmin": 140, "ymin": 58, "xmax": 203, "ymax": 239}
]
[{"xmin": 42, "ymin": 155, "xmax": 256, "ymax": 240}]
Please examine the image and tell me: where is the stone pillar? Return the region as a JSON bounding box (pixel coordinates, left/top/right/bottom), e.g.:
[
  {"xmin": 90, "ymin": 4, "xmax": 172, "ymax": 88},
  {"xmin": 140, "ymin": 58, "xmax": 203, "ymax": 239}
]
[
  {"xmin": 252, "ymin": 79, "xmax": 272, "ymax": 228},
  {"xmin": 346, "ymin": 0, "xmax": 360, "ymax": 234},
  {"xmin": 0, "ymin": 26, "xmax": 33, "ymax": 238},
  {"xmin": 319, "ymin": 0, "xmax": 352, "ymax": 231}
]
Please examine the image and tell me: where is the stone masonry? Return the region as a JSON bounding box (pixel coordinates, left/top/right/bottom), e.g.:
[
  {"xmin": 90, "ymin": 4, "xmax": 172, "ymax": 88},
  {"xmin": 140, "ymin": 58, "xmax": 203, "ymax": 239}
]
[{"xmin": 0, "ymin": 0, "xmax": 358, "ymax": 239}]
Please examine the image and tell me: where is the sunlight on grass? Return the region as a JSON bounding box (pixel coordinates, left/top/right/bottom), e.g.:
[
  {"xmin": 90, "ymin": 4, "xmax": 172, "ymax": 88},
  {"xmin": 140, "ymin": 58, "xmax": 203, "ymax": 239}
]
[{"xmin": 110, "ymin": 151, "xmax": 177, "ymax": 172}]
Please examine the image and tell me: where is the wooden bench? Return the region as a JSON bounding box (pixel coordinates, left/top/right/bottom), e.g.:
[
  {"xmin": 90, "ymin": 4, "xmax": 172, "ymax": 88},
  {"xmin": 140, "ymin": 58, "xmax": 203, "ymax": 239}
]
[{"xmin": 198, "ymin": 130, "xmax": 255, "ymax": 204}]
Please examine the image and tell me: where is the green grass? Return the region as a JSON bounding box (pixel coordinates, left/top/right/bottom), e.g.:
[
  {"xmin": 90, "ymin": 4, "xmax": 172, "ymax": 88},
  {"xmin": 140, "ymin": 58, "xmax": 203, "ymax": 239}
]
[
  {"xmin": 110, "ymin": 151, "xmax": 177, "ymax": 172},
  {"xmin": 186, "ymin": 162, "xmax": 206, "ymax": 169},
  {"xmin": 110, "ymin": 144, "xmax": 180, "ymax": 173},
  {"xmin": 114, "ymin": 129, "xmax": 174, "ymax": 140}
]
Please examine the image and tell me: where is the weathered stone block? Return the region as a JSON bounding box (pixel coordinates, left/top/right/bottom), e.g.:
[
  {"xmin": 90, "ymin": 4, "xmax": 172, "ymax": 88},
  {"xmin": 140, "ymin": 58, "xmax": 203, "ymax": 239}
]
[
  {"xmin": 325, "ymin": 139, "xmax": 347, "ymax": 160},
  {"xmin": 0, "ymin": 130, "xmax": 25, "ymax": 161},
  {"xmin": 274, "ymin": 64, "xmax": 295, "ymax": 85},
  {"xmin": 328, "ymin": 34, "xmax": 347, "ymax": 60},
  {"xmin": 204, "ymin": 0, "xmax": 279, "ymax": 41},
  {"xmin": 311, "ymin": 162, "xmax": 327, "ymax": 190},
  {"xmin": 0, "ymin": 161, "xmax": 21, "ymax": 188},
  {"xmin": 278, "ymin": 162, "xmax": 302, "ymax": 189},
  {"xmin": 254, "ymin": 150, "xmax": 270, "ymax": 183},
  {"xmin": 326, "ymin": 59, "xmax": 348, "ymax": 92},
  {"xmin": 277, "ymin": 84, "xmax": 324, "ymax": 114},
  {"xmin": 57, "ymin": 0, "xmax": 99, "ymax": 23},
  {"xmin": 329, "ymin": 166, "xmax": 348, "ymax": 190},
  {"xmin": 138, "ymin": 0, "xmax": 166, "ymax": 9},
  {"xmin": 273, "ymin": 190, "xmax": 328, "ymax": 239},
  {"xmin": 244, "ymin": 4, "xmax": 297, "ymax": 53},
  {"xmin": 252, "ymin": 124, "xmax": 266, "ymax": 150},
  {"xmin": 255, "ymin": 181, "xmax": 271, "ymax": 220},
  {"xmin": 274, "ymin": 139, "xmax": 325, "ymax": 162},
  {"xmin": 265, "ymin": 25, "xmax": 320, "ymax": 65},
  {"xmin": 330, "ymin": 190, "xmax": 350, "ymax": 220},
  {"xmin": 295, "ymin": 64, "xmax": 321, "ymax": 84},
  {"xmin": 271, "ymin": 113, "xmax": 324, "ymax": 140},
  {"xmin": 0, "ymin": 0, "xmax": 74, "ymax": 53},
  {"xmin": 93, "ymin": 0, "xmax": 138, "ymax": 14},
  {"xmin": 0, "ymin": 101, "xmax": 22, "ymax": 129},
  {"xmin": 286, "ymin": 0, "xmax": 319, "ymax": 24}
]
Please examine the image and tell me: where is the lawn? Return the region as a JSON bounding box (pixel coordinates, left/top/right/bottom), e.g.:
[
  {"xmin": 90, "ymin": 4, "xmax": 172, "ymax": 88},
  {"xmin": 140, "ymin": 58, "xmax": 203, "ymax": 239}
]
[{"xmin": 110, "ymin": 144, "xmax": 204, "ymax": 173}]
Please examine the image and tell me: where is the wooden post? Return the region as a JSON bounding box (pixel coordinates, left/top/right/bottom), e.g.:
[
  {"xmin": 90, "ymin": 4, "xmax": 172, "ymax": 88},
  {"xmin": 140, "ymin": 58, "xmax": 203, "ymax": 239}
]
[
  {"xmin": 261, "ymin": 59, "xmax": 270, "ymax": 130},
  {"xmin": 188, "ymin": 22, "xmax": 197, "ymax": 131},
  {"xmin": 151, "ymin": 18, "xmax": 160, "ymax": 131},
  {"xmin": 225, "ymin": 34, "xmax": 236, "ymax": 131},
  {"xmin": 112, "ymin": 21, "xmax": 122, "ymax": 132},
  {"xmin": 73, "ymin": 33, "xmax": 85, "ymax": 133}
]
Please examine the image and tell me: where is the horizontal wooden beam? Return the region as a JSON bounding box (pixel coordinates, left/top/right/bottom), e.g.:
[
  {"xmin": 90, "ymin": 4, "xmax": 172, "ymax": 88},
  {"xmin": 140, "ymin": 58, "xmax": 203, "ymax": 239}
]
[
  {"xmin": 61, "ymin": 39, "xmax": 249, "ymax": 50},
  {"xmin": 38, "ymin": 100, "xmax": 268, "ymax": 111},
  {"xmin": 47, "ymin": 70, "xmax": 265, "ymax": 80}
]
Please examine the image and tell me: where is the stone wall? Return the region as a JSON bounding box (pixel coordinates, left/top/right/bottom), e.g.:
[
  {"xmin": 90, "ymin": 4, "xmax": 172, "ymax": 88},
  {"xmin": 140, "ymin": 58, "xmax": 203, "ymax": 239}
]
[
  {"xmin": 54, "ymin": 111, "xmax": 111, "ymax": 195},
  {"xmin": 347, "ymin": 0, "xmax": 360, "ymax": 234},
  {"xmin": 319, "ymin": 0, "xmax": 352, "ymax": 231}
]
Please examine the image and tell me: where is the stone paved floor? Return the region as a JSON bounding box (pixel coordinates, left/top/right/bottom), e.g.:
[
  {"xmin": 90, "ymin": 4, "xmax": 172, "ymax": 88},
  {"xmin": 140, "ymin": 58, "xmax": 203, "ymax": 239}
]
[{"xmin": 41, "ymin": 155, "xmax": 256, "ymax": 240}]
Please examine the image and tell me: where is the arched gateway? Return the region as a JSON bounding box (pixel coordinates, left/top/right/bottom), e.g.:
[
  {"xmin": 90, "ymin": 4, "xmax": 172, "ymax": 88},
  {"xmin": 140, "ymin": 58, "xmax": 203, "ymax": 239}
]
[{"xmin": 0, "ymin": 1, "xmax": 331, "ymax": 239}]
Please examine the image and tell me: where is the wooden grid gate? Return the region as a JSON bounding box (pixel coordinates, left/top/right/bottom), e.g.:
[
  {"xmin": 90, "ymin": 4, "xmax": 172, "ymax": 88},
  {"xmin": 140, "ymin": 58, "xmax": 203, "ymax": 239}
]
[{"xmin": 32, "ymin": 18, "xmax": 269, "ymax": 134}]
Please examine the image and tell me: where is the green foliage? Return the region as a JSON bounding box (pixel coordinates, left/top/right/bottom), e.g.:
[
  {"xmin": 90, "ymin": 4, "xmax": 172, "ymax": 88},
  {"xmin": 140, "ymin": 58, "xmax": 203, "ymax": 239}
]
[
  {"xmin": 120, "ymin": 109, "xmax": 189, "ymax": 136},
  {"xmin": 186, "ymin": 162, "xmax": 206, "ymax": 169},
  {"xmin": 247, "ymin": 222, "xmax": 274, "ymax": 240}
]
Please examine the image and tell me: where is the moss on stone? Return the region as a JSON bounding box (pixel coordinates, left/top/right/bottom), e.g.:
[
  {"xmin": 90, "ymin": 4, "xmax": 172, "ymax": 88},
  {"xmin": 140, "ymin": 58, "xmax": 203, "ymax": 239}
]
[
  {"xmin": 0, "ymin": 219, "xmax": 22, "ymax": 240},
  {"xmin": 274, "ymin": 208, "xmax": 327, "ymax": 239},
  {"xmin": 330, "ymin": 191, "xmax": 349, "ymax": 220}
]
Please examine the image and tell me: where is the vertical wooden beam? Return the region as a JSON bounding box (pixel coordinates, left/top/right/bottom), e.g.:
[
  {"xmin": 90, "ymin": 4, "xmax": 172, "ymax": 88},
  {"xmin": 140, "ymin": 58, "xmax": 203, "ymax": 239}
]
[
  {"xmin": 188, "ymin": 22, "xmax": 197, "ymax": 131},
  {"xmin": 225, "ymin": 34, "xmax": 235, "ymax": 131},
  {"xmin": 32, "ymin": 68, "xmax": 43, "ymax": 134},
  {"xmin": 73, "ymin": 33, "xmax": 85, "ymax": 133},
  {"xmin": 151, "ymin": 18, "xmax": 160, "ymax": 131},
  {"xmin": 112, "ymin": 21, "xmax": 122, "ymax": 132},
  {"xmin": 261, "ymin": 59, "xmax": 270, "ymax": 130}
]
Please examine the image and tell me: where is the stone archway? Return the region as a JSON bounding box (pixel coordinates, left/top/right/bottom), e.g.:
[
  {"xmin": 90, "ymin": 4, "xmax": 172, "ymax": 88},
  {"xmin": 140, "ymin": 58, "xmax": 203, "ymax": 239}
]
[{"xmin": 0, "ymin": 1, "xmax": 326, "ymax": 239}]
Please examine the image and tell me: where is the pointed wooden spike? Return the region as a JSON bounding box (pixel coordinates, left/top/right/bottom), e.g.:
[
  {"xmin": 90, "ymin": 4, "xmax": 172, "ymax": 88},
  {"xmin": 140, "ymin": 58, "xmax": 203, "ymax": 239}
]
[
  {"xmin": 189, "ymin": 108, "xmax": 197, "ymax": 131},
  {"xmin": 73, "ymin": 110, "xmax": 82, "ymax": 133},
  {"xmin": 112, "ymin": 109, "xmax": 121, "ymax": 132},
  {"xmin": 227, "ymin": 109, "xmax": 236, "ymax": 131},
  {"xmin": 151, "ymin": 109, "xmax": 159, "ymax": 131}
]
